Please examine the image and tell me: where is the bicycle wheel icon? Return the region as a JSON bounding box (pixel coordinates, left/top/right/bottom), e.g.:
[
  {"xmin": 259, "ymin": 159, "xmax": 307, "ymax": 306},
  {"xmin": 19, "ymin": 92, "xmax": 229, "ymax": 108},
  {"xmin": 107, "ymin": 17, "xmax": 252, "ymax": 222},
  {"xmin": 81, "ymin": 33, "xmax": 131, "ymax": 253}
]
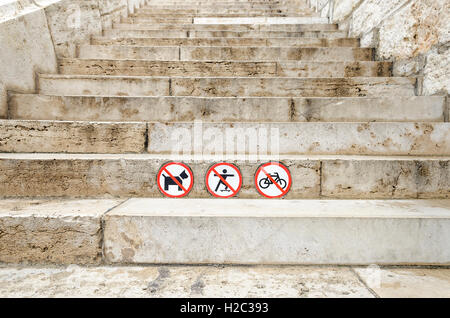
[{"xmin": 258, "ymin": 174, "xmax": 287, "ymax": 189}]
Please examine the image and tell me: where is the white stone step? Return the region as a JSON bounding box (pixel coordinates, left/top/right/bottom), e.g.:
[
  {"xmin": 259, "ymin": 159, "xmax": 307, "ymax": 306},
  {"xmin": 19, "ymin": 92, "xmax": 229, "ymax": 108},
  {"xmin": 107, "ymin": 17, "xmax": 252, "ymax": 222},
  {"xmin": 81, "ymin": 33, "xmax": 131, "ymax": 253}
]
[
  {"xmin": 91, "ymin": 36, "xmax": 360, "ymax": 48},
  {"xmin": 114, "ymin": 22, "xmax": 338, "ymax": 31},
  {"xmin": 38, "ymin": 75, "xmax": 417, "ymax": 97},
  {"xmin": 103, "ymin": 29, "xmax": 348, "ymax": 38},
  {"xmin": 10, "ymin": 95, "xmax": 444, "ymax": 123},
  {"xmin": 1, "ymin": 120, "xmax": 448, "ymax": 156},
  {"xmin": 77, "ymin": 45, "xmax": 374, "ymax": 62},
  {"xmin": 0, "ymin": 154, "xmax": 448, "ymax": 199},
  {"xmin": 59, "ymin": 59, "xmax": 390, "ymax": 78},
  {"xmin": 4, "ymin": 198, "xmax": 447, "ymax": 266},
  {"xmin": 103, "ymin": 198, "xmax": 450, "ymax": 265},
  {"xmin": 193, "ymin": 17, "xmax": 329, "ymax": 24}
]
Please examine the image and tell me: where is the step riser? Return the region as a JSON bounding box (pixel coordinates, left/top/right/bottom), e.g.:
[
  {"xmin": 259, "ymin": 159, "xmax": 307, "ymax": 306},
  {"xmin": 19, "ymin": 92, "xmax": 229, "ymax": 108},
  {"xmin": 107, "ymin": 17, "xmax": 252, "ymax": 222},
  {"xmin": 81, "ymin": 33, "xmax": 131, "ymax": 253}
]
[
  {"xmin": 115, "ymin": 23, "xmax": 338, "ymax": 31},
  {"xmin": 130, "ymin": 13, "xmax": 316, "ymax": 18},
  {"xmin": 193, "ymin": 17, "xmax": 329, "ymax": 24},
  {"xmin": 103, "ymin": 29, "xmax": 348, "ymax": 39},
  {"xmin": 91, "ymin": 37, "xmax": 360, "ymax": 48},
  {"xmin": 0, "ymin": 156, "xmax": 447, "ymax": 199},
  {"xmin": 59, "ymin": 60, "xmax": 390, "ymax": 78},
  {"xmin": 104, "ymin": 200, "xmax": 450, "ymax": 265},
  {"xmin": 1, "ymin": 121, "xmax": 448, "ymax": 156},
  {"xmin": 10, "ymin": 95, "xmax": 444, "ymax": 123},
  {"xmin": 38, "ymin": 76, "xmax": 416, "ymax": 97},
  {"xmin": 78, "ymin": 45, "xmax": 373, "ymax": 62},
  {"xmin": 146, "ymin": 122, "xmax": 450, "ymax": 156}
]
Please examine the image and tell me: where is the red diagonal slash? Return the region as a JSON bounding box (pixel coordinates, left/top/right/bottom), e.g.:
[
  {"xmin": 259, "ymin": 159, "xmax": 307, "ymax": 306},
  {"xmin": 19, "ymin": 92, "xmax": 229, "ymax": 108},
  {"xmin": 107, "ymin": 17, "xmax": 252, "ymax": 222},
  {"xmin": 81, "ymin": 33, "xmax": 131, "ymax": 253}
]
[
  {"xmin": 163, "ymin": 167, "xmax": 188, "ymax": 193},
  {"xmin": 261, "ymin": 167, "xmax": 285, "ymax": 194},
  {"xmin": 212, "ymin": 167, "xmax": 237, "ymax": 195}
]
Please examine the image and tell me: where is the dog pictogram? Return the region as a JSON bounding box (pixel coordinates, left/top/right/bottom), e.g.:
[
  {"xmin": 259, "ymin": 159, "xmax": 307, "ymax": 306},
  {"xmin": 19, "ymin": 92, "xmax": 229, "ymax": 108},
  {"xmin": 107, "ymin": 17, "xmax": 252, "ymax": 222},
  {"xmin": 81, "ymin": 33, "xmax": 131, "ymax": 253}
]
[{"xmin": 157, "ymin": 162, "xmax": 194, "ymax": 198}]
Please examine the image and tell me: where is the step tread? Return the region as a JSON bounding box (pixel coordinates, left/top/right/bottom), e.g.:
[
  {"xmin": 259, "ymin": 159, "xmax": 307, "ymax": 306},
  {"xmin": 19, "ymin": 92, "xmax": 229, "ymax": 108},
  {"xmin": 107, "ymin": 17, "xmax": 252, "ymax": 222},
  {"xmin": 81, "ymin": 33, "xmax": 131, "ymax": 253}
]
[{"xmin": 107, "ymin": 198, "xmax": 450, "ymax": 218}]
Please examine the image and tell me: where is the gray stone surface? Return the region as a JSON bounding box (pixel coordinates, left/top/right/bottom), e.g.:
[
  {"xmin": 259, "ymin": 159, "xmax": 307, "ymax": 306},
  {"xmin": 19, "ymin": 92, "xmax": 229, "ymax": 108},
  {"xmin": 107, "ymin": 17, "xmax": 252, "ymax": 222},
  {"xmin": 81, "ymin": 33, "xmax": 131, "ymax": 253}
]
[
  {"xmin": 0, "ymin": 265, "xmax": 376, "ymax": 298},
  {"xmin": 103, "ymin": 198, "xmax": 450, "ymax": 264}
]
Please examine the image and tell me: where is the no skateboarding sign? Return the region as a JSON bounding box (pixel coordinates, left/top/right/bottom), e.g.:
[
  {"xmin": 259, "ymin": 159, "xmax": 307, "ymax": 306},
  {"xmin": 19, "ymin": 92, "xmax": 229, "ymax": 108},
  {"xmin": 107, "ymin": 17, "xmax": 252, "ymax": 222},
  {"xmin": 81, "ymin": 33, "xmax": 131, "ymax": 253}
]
[
  {"xmin": 157, "ymin": 162, "xmax": 194, "ymax": 198},
  {"xmin": 206, "ymin": 163, "xmax": 242, "ymax": 198},
  {"xmin": 255, "ymin": 162, "xmax": 292, "ymax": 198}
]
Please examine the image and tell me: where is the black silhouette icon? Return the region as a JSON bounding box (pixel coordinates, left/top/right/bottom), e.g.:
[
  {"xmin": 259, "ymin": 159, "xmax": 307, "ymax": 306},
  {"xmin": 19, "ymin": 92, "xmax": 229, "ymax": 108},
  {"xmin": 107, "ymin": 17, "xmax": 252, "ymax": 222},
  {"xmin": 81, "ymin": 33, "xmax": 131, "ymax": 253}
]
[
  {"xmin": 259, "ymin": 172, "xmax": 287, "ymax": 189},
  {"xmin": 214, "ymin": 169, "xmax": 235, "ymax": 192},
  {"xmin": 163, "ymin": 170, "xmax": 189, "ymax": 191}
]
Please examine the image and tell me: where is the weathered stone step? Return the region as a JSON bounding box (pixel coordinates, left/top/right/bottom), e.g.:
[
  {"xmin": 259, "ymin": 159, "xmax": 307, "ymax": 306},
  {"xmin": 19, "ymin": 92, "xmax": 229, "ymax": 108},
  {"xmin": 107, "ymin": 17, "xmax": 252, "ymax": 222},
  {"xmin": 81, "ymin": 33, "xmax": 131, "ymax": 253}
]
[
  {"xmin": 145, "ymin": 122, "xmax": 450, "ymax": 156},
  {"xmin": 10, "ymin": 95, "xmax": 445, "ymax": 123},
  {"xmin": 59, "ymin": 59, "xmax": 390, "ymax": 78},
  {"xmin": 116, "ymin": 22, "xmax": 338, "ymax": 31},
  {"xmin": 15, "ymin": 199, "xmax": 448, "ymax": 267},
  {"xmin": 77, "ymin": 45, "xmax": 374, "ymax": 62},
  {"xmin": 0, "ymin": 120, "xmax": 146, "ymax": 153},
  {"xmin": 1, "ymin": 120, "xmax": 448, "ymax": 156},
  {"xmin": 131, "ymin": 13, "xmax": 313, "ymax": 18},
  {"xmin": 91, "ymin": 36, "xmax": 360, "ymax": 48},
  {"xmin": 192, "ymin": 17, "xmax": 329, "ymax": 24},
  {"xmin": 0, "ymin": 154, "xmax": 448, "ymax": 199},
  {"xmin": 103, "ymin": 29, "xmax": 348, "ymax": 39},
  {"xmin": 38, "ymin": 75, "xmax": 416, "ymax": 97},
  {"xmin": 103, "ymin": 198, "xmax": 450, "ymax": 265}
]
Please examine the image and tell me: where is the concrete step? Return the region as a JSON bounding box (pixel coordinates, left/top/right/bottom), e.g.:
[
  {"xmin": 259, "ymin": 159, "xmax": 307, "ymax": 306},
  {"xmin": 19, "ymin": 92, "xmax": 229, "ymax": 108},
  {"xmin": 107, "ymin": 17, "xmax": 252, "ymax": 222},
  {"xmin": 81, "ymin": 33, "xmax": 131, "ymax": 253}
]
[
  {"xmin": 59, "ymin": 59, "xmax": 390, "ymax": 78},
  {"xmin": 103, "ymin": 29, "xmax": 348, "ymax": 39},
  {"xmin": 103, "ymin": 198, "xmax": 450, "ymax": 265},
  {"xmin": 9, "ymin": 95, "xmax": 446, "ymax": 123},
  {"xmin": 0, "ymin": 154, "xmax": 448, "ymax": 199},
  {"xmin": 1, "ymin": 120, "xmax": 448, "ymax": 156},
  {"xmin": 38, "ymin": 75, "xmax": 416, "ymax": 97},
  {"xmin": 115, "ymin": 22, "xmax": 338, "ymax": 31},
  {"xmin": 91, "ymin": 36, "xmax": 360, "ymax": 48},
  {"xmin": 77, "ymin": 45, "xmax": 374, "ymax": 62}
]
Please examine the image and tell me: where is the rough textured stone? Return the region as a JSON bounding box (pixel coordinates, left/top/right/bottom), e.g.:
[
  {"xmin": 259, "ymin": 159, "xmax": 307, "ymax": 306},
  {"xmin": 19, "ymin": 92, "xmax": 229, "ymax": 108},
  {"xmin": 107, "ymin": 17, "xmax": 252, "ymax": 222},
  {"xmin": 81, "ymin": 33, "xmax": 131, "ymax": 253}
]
[
  {"xmin": 322, "ymin": 159, "xmax": 450, "ymax": 199},
  {"xmin": 44, "ymin": 0, "xmax": 103, "ymax": 58},
  {"xmin": 0, "ymin": 81, "xmax": 6, "ymax": 119},
  {"xmin": 0, "ymin": 120, "xmax": 147, "ymax": 153},
  {"xmin": 0, "ymin": 199, "xmax": 122, "ymax": 264},
  {"xmin": 423, "ymin": 48, "xmax": 450, "ymax": 95},
  {"xmin": 147, "ymin": 122, "xmax": 450, "ymax": 156},
  {"xmin": 103, "ymin": 198, "xmax": 450, "ymax": 265},
  {"xmin": 0, "ymin": 265, "xmax": 375, "ymax": 298},
  {"xmin": 9, "ymin": 95, "xmax": 445, "ymax": 123},
  {"xmin": 0, "ymin": 9, "xmax": 57, "ymax": 94}
]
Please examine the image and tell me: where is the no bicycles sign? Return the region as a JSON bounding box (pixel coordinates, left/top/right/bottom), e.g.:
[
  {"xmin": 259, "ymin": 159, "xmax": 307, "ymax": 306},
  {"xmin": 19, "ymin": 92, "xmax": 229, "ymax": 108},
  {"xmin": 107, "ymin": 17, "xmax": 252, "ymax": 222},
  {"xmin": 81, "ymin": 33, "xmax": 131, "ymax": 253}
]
[
  {"xmin": 205, "ymin": 163, "xmax": 242, "ymax": 198},
  {"xmin": 255, "ymin": 162, "xmax": 292, "ymax": 199},
  {"xmin": 157, "ymin": 162, "xmax": 194, "ymax": 198}
]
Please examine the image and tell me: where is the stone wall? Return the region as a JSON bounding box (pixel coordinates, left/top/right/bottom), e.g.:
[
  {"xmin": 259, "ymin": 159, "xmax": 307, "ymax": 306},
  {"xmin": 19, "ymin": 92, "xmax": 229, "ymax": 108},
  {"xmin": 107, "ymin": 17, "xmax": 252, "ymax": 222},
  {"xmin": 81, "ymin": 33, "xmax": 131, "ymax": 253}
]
[
  {"xmin": 329, "ymin": 0, "xmax": 449, "ymax": 96},
  {"xmin": 0, "ymin": 0, "xmax": 147, "ymax": 118}
]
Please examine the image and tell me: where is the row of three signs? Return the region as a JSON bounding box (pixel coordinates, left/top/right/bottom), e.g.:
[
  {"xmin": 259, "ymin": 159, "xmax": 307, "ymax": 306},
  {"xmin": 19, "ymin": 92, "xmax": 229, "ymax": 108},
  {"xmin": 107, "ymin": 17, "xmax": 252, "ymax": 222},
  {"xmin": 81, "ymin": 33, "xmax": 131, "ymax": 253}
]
[{"xmin": 159, "ymin": 162, "xmax": 292, "ymax": 199}]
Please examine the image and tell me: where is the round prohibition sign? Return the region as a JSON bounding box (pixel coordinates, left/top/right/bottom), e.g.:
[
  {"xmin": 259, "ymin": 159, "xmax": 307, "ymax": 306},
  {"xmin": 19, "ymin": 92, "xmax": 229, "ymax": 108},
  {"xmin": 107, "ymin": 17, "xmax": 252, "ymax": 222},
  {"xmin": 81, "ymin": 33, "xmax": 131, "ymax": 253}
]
[
  {"xmin": 157, "ymin": 162, "xmax": 194, "ymax": 198},
  {"xmin": 255, "ymin": 162, "xmax": 292, "ymax": 199},
  {"xmin": 206, "ymin": 163, "xmax": 242, "ymax": 198}
]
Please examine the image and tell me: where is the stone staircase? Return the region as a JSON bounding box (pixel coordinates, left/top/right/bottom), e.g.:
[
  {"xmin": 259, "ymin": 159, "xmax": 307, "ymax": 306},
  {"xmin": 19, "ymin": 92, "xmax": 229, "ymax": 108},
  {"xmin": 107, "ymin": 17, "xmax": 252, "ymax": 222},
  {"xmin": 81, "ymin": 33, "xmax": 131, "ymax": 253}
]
[{"xmin": 0, "ymin": 0, "xmax": 449, "ymax": 266}]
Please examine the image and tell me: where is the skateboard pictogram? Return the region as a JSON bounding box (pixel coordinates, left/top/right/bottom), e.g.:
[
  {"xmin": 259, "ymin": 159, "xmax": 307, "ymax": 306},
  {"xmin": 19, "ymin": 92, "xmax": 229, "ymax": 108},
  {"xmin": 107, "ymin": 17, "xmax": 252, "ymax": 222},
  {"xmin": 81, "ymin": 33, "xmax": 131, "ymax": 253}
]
[{"xmin": 205, "ymin": 163, "xmax": 242, "ymax": 198}]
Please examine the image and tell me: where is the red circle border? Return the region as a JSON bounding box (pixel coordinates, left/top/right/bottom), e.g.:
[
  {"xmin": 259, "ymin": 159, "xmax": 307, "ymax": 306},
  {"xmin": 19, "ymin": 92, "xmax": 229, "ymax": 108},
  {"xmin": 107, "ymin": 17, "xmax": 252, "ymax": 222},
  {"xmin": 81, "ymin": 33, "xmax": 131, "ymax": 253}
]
[
  {"xmin": 254, "ymin": 162, "xmax": 292, "ymax": 199},
  {"xmin": 157, "ymin": 162, "xmax": 194, "ymax": 198},
  {"xmin": 205, "ymin": 163, "xmax": 242, "ymax": 199}
]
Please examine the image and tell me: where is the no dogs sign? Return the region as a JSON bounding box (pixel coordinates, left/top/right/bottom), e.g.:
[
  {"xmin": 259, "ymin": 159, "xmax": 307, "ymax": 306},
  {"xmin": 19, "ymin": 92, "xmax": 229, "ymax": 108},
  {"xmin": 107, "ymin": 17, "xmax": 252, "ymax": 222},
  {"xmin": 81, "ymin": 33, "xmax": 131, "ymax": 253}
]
[
  {"xmin": 206, "ymin": 163, "xmax": 242, "ymax": 198},
  {"xmin": 157, "ymin": 162, "xmax": 194, "ymax": 198},
  {"xmin": 255, "ymin": 162, "xmax": 292, "ymax": 198}
]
